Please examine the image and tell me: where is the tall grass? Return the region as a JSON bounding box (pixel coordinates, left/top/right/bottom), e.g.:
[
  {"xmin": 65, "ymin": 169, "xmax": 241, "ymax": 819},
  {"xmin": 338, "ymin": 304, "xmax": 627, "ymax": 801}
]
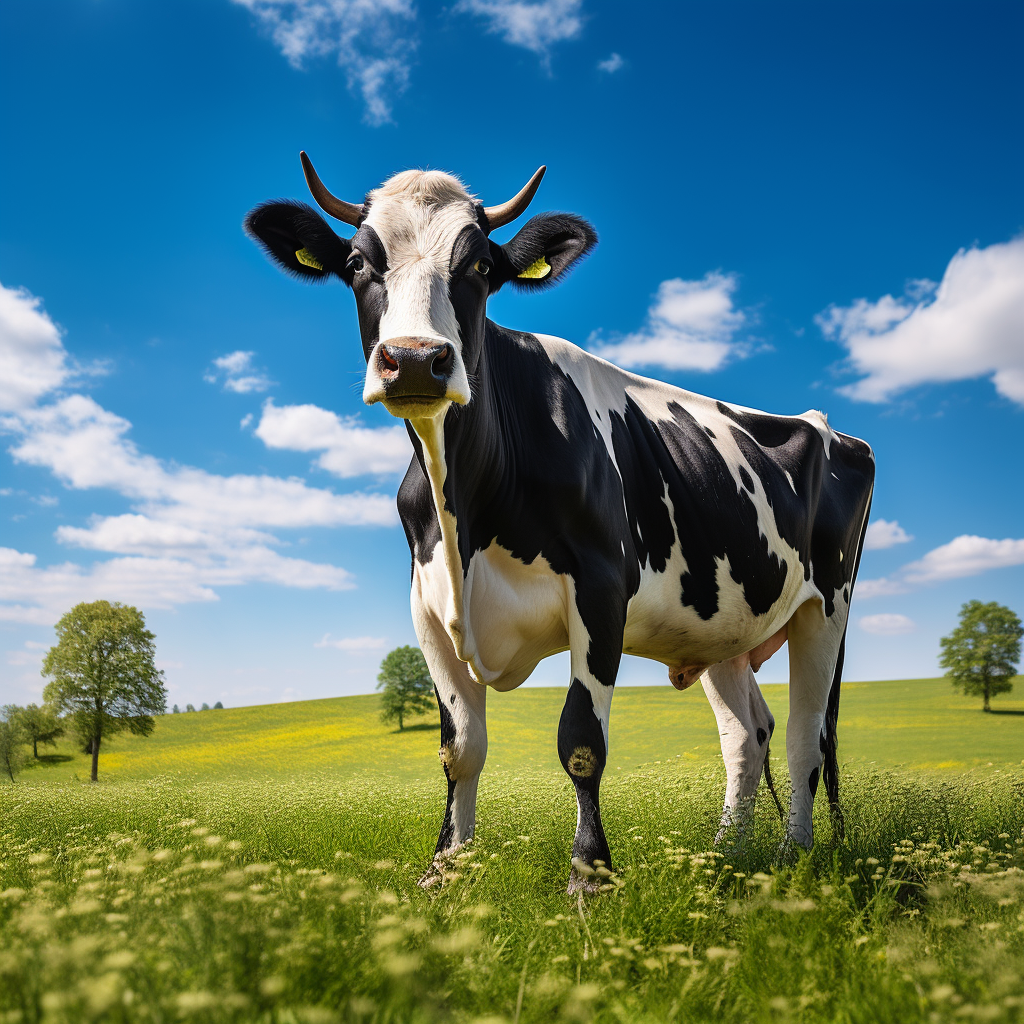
[{"xmin": 2, "ymin": 763, "xmax": 1023, "ymax": 1023}]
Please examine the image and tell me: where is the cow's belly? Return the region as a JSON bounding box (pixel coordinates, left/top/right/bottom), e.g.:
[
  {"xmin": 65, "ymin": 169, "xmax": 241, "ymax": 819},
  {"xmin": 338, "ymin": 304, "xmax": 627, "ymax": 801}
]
[
  {"xmin": 623, "ymin": 540, "xmax": 817, "ymax": 675},
  {"xmin": 413, "ymin": 540, "xmax": 569, "ymax": 691},
  {"xmin": 414, "ymin": 535, "xmax": 819, "ymax": 691}
]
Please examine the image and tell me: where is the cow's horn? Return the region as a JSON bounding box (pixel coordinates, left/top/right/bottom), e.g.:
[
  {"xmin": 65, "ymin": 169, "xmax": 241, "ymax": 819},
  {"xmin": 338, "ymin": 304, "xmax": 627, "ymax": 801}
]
[
  {"xmin": 300, "ymin": 151, "xmax": 363, "ymax": 226},
  {"xmin": 483, "ymin": 166, "xmax": 546, "ymax": 230}
]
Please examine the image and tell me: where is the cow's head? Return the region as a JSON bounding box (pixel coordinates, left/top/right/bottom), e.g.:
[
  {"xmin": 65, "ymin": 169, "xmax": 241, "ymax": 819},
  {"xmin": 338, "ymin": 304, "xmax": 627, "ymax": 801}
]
[{"xmin": 245, "ymin": 155, "xmax": 596, "ymax": 421}]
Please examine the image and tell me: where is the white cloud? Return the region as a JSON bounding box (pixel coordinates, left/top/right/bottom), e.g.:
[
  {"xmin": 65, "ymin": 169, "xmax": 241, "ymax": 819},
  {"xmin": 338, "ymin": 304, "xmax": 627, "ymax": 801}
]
[
  {"xmin": 855, "ymin": 577, "xmax": 910, "ymax": 600},
  {"xmin": 863, "ymin": 518, "xmax": 913, "ymax": 551},
  {"xmin": 231, "ymin": 0, "xmax": 416, "ymax": 125},
  {"xmin": 590, "ymin": 272, "xmax": 747, "ymax": 371},
  {"xmin": 857, "ymin": 534, "xmax": 1024, "ymax": 600},
  {"xmin": 455, "ymin": 0, "xmax": 582, "ymax": 62},
  {"xmin": 0, "ymin": 281, "xmax": 69, "ymax": 413},
  {"xmin": 859, "ymin": 613, "xmax": 916, "ymax": 636},
  {"xmin": 597, "ymin": 52, "xmax": 623, "ymax": 73},
  {"xmin": 5, "ymin": 640, "xmax": 48, "ymax": 667},
  {"xmin": 255, "ymin": 400, "xmax": 411, "ymax": 477},
  {"xmin": 818, "ymin": 237, "xmax": 1024, "ymax": 406},
  {"xmin": 0, "ymin": 280, "xmax": 409, "ymax": 629},
  {"xmin": 902, "ymin": 535, "xmax": 1024, "ymax": 585},
  {"xmin": 315, "ymin": 633, "xmax": 388, "ymax": 652},
  {"xmin": 5, "ymin": 395, "xmax": 395, "ymax": 530},
  {"xmin": 1, "ymin": 392, "xmax": 400, "ymax": 624},
  {"xmin": 204, "ymin": 350, "xmax": 273, "ymax": 394}
]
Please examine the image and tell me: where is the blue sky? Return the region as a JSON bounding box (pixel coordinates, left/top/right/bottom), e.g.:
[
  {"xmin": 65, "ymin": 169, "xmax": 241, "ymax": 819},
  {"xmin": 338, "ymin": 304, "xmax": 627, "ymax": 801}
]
[{"xmin": 2, "ymin": 0, "xmax": 1022, "ymax": 709}]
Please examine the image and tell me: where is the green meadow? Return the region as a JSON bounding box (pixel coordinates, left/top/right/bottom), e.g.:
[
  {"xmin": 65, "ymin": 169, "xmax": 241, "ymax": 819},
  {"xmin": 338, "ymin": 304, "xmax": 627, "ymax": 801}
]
[
  {"xmin": 2, "ymin": 677, "xmax": 1023, "ymax": 1024},
  {"xmin": 17, "ymin": 676, "xmax": 1024, "ymax": 786}
]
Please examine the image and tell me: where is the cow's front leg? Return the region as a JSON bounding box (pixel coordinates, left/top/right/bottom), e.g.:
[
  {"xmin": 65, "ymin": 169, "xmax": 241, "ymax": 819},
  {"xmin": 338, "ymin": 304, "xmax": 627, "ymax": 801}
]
[
  {"xmin": 561, "ymin": 594, "xmax": 622, "ymax": 894},
  {"xmin": 702, "ymin": 657, "xmax": 776, "ymax": 844},
  {"xmin": 415, "ymin": 613, "xmax": 487, "ymax": 887}
]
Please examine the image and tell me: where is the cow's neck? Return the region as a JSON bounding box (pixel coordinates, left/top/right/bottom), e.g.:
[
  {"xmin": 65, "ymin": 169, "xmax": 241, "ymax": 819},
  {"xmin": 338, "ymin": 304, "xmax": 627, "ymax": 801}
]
[
  {"xmin": 407, "ymin": 322, "xmax": 507, "ymax": 675},
  {"xmin": 408, "ymin": 408, "xmax": 471, "ymax": 664}
]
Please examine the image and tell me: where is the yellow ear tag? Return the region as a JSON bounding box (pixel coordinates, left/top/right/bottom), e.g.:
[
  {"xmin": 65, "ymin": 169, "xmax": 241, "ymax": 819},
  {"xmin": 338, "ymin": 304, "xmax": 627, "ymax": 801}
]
[
  {"xmin": 295, "ymin": 248, "xmax": 324, "ymax": 271},
  {"xmin": 518, "ymin": 256, "xmax": 551, "ymax": 280}
]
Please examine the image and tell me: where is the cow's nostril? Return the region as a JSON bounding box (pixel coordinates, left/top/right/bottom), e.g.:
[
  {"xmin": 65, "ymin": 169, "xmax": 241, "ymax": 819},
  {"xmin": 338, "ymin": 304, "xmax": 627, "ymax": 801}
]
[
  {"xmin": 432, "ymin": 344, "xmax": 454, "ymax": 377},
  {"xmin": 380, "ymin": 345, "xmax": 400, "ymax": 372}
]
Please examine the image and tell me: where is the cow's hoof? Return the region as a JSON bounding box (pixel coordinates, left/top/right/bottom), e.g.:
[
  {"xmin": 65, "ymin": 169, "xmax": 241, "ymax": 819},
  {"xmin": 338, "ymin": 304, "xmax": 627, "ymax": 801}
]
[
  {"xmin": 775, "ymin": 835, "xmax": 811, "ymax": 866},
  {"xmin": 713, "ymin": 823, "xmax": 752, "ymax": 854},
  {"xmin": 417, "ymin": 862, "xmax": 444, "ymax": 889},
  {"xmin": 568, "ymin": 857, "xmax": 614, "ymax": 895},
  {"xmin": 567, "ymin": 872, "xmax": 603, "ymax": 895}
]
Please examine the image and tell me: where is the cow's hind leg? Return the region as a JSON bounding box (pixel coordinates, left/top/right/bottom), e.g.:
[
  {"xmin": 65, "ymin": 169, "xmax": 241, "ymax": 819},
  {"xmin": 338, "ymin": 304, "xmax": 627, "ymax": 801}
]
[
  {"xmin": 702, "ymin": 657, "xmax": 776, "ymax": 845},
  {"xmin": 783, "ymin": 599, "xmax": 848, "ymax": 853},
  {"xmin": 561, "ymin": 593, "xmax": 622, "ymax": 894},
  {"xmin": 415, "ymin": 616, "xmax": 487, "ymax": 887}
]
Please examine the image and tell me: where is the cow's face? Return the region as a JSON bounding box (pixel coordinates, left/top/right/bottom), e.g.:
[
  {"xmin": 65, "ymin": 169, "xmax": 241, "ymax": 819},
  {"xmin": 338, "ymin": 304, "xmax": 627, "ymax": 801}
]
[{"xmin": 246, "ymin": 162, "xmax": 596, "ymax": 422}]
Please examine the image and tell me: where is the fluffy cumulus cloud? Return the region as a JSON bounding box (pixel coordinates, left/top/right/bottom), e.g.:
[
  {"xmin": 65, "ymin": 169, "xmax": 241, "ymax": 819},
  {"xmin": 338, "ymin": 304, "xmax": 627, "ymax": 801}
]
[
  {"xmin": 455, "ymin": 0, "xmax": 582, "ymax": 61},
  {"xmin": 859, "ymin": 613, "xmax": 916, "ymax": 636},
  {"xmin": 819, "ymin": 237, "xmax": 1024, "ymax": 406},
  {"xmin": 255, "ymin": 400, "xmax": 411, "ymax": 477},
  {"xmin": 863, "ymin": 518, "xmax": 913, "ymax": 551},
  {"xmin": 597, "ymin": 52, "xmax": 624, "ymax": 73},
  {"xmin": 857, "ymin": 534, "xmax": 1024, "ymax": 599},
  {"xmin": 204, "ymin": 350, "xmax": 273, "ymax": 394},
  {"xmin": 0, "ymin": 281, "xmax": 70, "ymax": 413},
  {"xmin": 315, "ymin": 633, "xmax": 388, "ymax": 651},
  {"xmin": 590, "ymin": 272, "xmax": 747, "ymax": 372},
  {"xmin": 231, "ymin": 0, "xmax": 416, "ymax": 125},
  {"xmin": 0, "ymin": 285, "xmax": 400, "ymax": 625}
]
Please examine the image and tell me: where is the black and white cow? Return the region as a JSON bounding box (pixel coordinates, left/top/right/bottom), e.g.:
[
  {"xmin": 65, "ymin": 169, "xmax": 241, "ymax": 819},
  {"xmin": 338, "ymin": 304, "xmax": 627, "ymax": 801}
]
[{"xmin": 246, "ymin": 157, "xmax": 875, "ymax": 889}]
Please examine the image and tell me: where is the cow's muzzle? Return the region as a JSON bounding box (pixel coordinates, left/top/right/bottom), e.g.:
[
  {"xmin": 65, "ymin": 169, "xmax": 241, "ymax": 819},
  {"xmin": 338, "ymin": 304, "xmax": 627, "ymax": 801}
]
[{"xmin": 367, "ymin": 337, "xmax": 464, "ymax": 416}]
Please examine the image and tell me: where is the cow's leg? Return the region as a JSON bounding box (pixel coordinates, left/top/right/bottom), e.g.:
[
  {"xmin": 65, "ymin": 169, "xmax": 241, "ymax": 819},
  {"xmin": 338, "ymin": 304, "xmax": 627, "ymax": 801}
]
[
  {"xmin": 560, "ymin": 594, "xmax": 622, "ymax": 894},
  {"xmin": 783, "ymin": 599, "xmax": 847, "ymax": 851},
  {"xmin": 415, "ymin": 613, "xmax": 487, "ymax": 886},
  {"xmin": 702, "ymin": 657, "xmax": 775, "ymax": 843}
]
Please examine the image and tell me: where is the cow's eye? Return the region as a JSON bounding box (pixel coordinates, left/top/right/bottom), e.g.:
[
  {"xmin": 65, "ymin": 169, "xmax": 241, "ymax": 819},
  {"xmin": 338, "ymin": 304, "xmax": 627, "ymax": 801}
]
[
  {"xmin": 473, "ymin": 259, "xmax": 491, "ymax": 276},
  {"xmin": 347, "ymin": 253, "xmax": 365, "ymax": 273}
]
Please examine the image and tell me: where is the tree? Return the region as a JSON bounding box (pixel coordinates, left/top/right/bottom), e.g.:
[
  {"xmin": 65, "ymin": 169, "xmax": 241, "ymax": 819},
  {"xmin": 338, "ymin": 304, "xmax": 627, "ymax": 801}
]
[
  {"xmin": 213, "ymin": 701, "xmax": 224, "ymax": 710},
  {"xmin": 173, "ymin": 705, "xmax": 181, "ymax": 714},
  {"xmin": 201, "ymin": 702, "xmax": 210, "ymax": 711},
  {"xmin": 14, "ymin": 703, "xmax": 65, "ymax": 759},
  {"xmin": 940, "ymin": 600, "xmax": 1023, "ymax": 712},
  {"xmin": 41, "ymin": 601, "xmax": 167, "ymax": 782},
  {"xmin": 377, "ymin": 646, "xmax": 435, "ymax": 731},
  {"xmin": 186, "ymin": 704, "xmax": 196, "ymax": 713},
  {"xmin": 0, "ymin": 706, "xmax": 26, "ymax": 782}
]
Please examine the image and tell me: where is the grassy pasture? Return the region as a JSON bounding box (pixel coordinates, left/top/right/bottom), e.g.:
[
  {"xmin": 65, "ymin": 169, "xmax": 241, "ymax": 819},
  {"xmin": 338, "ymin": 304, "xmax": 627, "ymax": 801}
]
[
  {"xmin": 18, "ymin": 676, "xmax": 1024, "ymax": 786},
  {"xmin": 2, "ymin": 677, "xmax": 1023, "ymax": 1023}
]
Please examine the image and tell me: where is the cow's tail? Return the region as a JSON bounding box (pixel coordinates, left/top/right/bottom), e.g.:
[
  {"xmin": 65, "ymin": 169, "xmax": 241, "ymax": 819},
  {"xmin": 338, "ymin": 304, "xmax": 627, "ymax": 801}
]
[
  {"xmin": 762, "ymin": 741, "xmax": 785, "ymax": 825},
  {"xmin": 823, "ymin": 490, "xmax": 873, "ymax": 842}
]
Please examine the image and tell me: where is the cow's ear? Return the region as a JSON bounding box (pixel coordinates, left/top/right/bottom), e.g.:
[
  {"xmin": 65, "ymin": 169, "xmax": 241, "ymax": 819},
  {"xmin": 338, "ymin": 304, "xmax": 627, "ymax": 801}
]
[
  {"xmin": 489, "ymin": 213, "xmax": 597, "ymax": 292},
  {"xmin": 245, "ymin": 201, "xmax": 353, "ymax": 284}
]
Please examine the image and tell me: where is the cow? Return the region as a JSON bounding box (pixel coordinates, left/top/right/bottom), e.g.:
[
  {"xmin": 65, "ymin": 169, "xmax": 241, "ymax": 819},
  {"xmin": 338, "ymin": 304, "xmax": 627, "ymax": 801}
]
[{"xmin": 245, "ymin": 156, "xmax": 875, "ymax": 891}]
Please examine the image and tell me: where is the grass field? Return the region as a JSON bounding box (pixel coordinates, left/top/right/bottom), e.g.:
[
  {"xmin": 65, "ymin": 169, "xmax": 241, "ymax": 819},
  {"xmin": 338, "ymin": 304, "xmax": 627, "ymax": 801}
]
[
  {"xmin": 2, "ymin": 677, "xmax": 1023, "ymax": 1023},
  {"xmin": 17, "ymin": 676, "xmax": 1024, "ymax": 786}
]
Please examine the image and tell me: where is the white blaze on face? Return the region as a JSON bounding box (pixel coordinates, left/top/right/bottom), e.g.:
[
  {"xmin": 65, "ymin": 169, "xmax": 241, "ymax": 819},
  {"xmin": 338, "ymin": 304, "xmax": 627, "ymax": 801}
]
[{"xmin": 361, "ymin": 170, "xmax": 478, "ymax": 408}]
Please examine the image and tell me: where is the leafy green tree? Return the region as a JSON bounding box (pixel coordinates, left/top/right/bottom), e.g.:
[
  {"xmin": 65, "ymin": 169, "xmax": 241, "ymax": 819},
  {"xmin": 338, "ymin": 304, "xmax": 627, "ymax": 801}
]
[
  {"xmin": 14, "ymin": 703, "xmax": 65, "ymax": 759},
  {"xmin": 940, "ymin": 600, "xmax": 1023, "ymax": 712},
  {"xmin": 213, "ymin": 701, "xmax": 224, "ymax": 710},
  {"xmin": 0, "ymin": 706, "xmax": 26, "ymax": 782},
  {"xmin": 201, "ymin": 703, "xmax": 210, "ymax": 711},
  {"xmin": 376, "ymin": 646, "xmax": 435, "ymax": 731},
  {"xmin": 41, "ymin": 601, "xmax": 167, "ymax": 782},
  {"xmin": 186, "ymin": 704, "xmax": 196, "ymax": 713},
  {"xmin": 172, "ymin": 705, "xmax": 181, "ymax": 714}
]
